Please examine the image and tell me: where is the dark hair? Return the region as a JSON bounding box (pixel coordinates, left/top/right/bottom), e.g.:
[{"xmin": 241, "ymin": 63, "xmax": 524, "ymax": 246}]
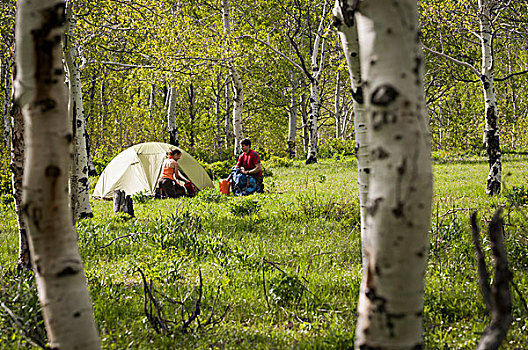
[
  {"xmin": 240, "ymin": 138, "xmax": 251, "ymax": 147},
  {"xmin": 167, "ymin": 149, "xmax": 181, "ymax": 156}
]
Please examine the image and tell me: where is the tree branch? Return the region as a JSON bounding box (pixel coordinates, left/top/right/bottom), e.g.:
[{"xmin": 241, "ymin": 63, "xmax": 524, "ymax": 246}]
[{"xmin": 423, "ymin": 45, "xmax": 480, "ymax": 76}]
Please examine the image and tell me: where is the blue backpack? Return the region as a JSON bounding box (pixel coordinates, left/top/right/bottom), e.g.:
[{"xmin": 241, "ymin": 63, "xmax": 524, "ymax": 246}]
[{"xmin": 230, "ymin": 168, "xmax": 258, "ymax": 196}]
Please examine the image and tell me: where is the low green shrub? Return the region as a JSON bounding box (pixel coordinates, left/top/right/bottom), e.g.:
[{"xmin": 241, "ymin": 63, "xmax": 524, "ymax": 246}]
[
  {"xmin": 317, "ymin": 138, "xmax": 355, "ymax": 159},
  {"xmin": 202, "ymin": 160, "xmax": 232, "ymax": 180},
  {"xmin": 0, "ymin": 268, "xmax": 47, "ymax": 348},
  {"xmin": 264, "ymin": 156, "xmax": 293, "ymax": 169},
  {"xmin": 229, "ymin": 196, "xmax": 261, "ymax": 216}
]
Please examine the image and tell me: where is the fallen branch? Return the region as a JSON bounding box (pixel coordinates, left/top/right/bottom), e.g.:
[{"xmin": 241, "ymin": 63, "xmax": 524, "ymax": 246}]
[
  {"xmin": 96, "ymin": 232, "xmax": 145, "ymax": 250},
  {"xmin": 470, "ymin": 209, "xmax": 513, "ymax": 350}
]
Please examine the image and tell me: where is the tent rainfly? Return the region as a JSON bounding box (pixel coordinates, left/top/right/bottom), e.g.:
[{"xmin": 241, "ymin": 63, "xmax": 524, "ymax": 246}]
[{"xmin": 92, "ymin": 142, "xmax": 213, "ymax": 199}]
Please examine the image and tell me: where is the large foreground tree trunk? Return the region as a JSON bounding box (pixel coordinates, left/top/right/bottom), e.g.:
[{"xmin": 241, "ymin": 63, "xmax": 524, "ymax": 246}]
[
  {"xmin": 333, "ymin": 0, "xmax": 369, "ymax": 269},
  {"xmin": 353, "ymin": 0, "xmax": 433, "ymax": 348},
  {"xmin": 15, "ymin": 0, "xmax": 100, "ymax": 348},
  {"xmin": 64, "ymin": 1, "xmax": 93, "ymax": 221}
]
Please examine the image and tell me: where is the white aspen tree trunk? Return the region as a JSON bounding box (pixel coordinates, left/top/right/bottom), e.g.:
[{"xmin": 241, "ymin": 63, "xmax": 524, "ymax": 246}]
[
  {"xmin": 14, "ymin": 1, "xmax": 100, "ymax": 348},
  {"xmin": 333, "ymin": 0, "xmax": 369, "ymax": 271},
  {"xmin": 231, "ymin": 69, "xmax": 244, "ymax": 157},
  {"xmin": 479, "ymin": 0, "xmax": 501, "ymax": 195},
  {"xmin": 287, "ymin": 72, "xmax": 298, "ymax": 159},
  {"xmin": 64, "ymin": 1, "xmax": 93, "ymax": 221},
  {"xmin": 167, "ymin": 83, "xmax": 178, "ymax": 146},
  {"xmin": 215, "ymin": 73, "xmax": 223, "ymax": 149},
  {"xmin": 222, "ymin": 0, "xmax": 243, "ymax": 157},
  {"xmin": 224, "ymin": 75, "xmax": 233, "ymax": 149},
  {"xmin": 10, "ymin": 83, "xmax": 31, "ymax": 270},
  {"xmin": 300, "ymin": 93, "xmax": 308, "ymax": 153},
  {"xmin": 335, "ymin": 68, "xmax": 343, "ymax": 139},
  {"xmin": 148, "ymin": 83, "xmax": 155, "ymax": 121},
  {"xmin": 354, "ymin": 0, "xmax": 432, "ymax": 348},
  {"xmin": 189, "ymin": 81, "xmax": 195, "ymax": 148},
  {"xmin": 306, "ymin": 1, "xmax": 329, "ymax": 164}
]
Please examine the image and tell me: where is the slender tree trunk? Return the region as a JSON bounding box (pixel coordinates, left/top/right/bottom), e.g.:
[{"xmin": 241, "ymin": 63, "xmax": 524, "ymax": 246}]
[
  {"xmin": 333, "ymin": 0, "xmax": 369, "ymax": 271},
  {"xmin": 215, "ymin": 73, "xmax": 223, "ymax": 149},
  {"xmin": 224, "ymin": 75, "xmax": 233, "ymax": 149},
  {"xmin": 167, "ymin": 83, "xmax": 178, "ymax": 146},
  {"xmin": 306, "ymin": 0, "xmax": 329, "ymax": 164},
  {"xmin": 15, "ymin": 1, "xmax": 100, "ymax": 347},
  {"xmin": 287, "ymin": 73, "xmax": 298, "ymax": 159},
  {"xmin": 64, "ymin": 2, "xmax": 93, "ymax": 221},
  {"xmin": 300, "ymin": 93, "xmax": 308, "ymax": 153},
  {"xmin": 223, "ymin": 0, "xmax": 243, "ymax": 157},
  {"xmin": 148, "ymin": 83, "xmax": 155, "ymax": 121},
  {"xmin": 189, "ymin": 81, "xmax": 195, "ymax": 148},
  {"xmin": 353, "ymin": 0, "xmax": 433, "ymax": 348},
  {"xmin": 479, "ymin": 0, "xmax": 501, "ymax": 195},
  {"xmin": 231, "ymin": 69, "xmax": 244, "ymax": 157},
  {"xmin": 335, "ymin": 68, "xmax": 343, "ymax": 139}
]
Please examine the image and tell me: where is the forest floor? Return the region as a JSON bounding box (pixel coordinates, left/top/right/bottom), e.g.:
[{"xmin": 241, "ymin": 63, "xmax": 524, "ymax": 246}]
[{"xmin": 1, "ymin": 156, "xmax": 528, "ymax": 349}]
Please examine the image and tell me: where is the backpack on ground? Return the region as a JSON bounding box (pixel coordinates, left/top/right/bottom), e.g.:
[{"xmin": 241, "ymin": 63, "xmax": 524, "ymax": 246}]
[{"xmin": 229, "ymin": 167, "xmax": 259, "ymax": 196}]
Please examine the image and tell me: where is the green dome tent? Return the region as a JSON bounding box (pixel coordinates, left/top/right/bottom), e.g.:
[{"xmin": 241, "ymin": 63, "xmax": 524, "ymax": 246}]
[{"xmin": 92, "ymin": 142, "xmax": 213, "ymax": 199}]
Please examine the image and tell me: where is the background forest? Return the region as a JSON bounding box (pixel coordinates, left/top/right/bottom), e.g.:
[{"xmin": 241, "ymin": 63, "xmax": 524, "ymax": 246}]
[{"xmin": 2, "ymin": 0, "xmax": 528, "ymax": 171}]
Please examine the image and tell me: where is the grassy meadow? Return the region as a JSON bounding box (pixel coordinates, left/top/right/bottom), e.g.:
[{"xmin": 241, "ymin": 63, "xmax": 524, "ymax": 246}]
[{"xmin": 1, "ymin": 156, "xmax": 528, "ymax": 349}]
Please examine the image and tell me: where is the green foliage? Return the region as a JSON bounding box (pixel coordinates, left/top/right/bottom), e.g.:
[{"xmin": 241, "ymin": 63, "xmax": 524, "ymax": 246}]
[
  {"xmin": 504, "ymin": 184, "xmax": 528, "ymax": 206},
  {"xmin": 131, "ymin": 190, "xmax": 152, "ymax": 204},
  {"xmin": 196, "ymin": 187, "xmax": 224, "ymax": 203},
  {"xmin": 202, "ymin": 160, "xmax": 233, "ymax": 180},
  {"xmin": 0, "ymin": 268, "xmax": 47, "ymax": 348},
  {"xmin": 269, "ymin": 274, "xmax": 304, "ymax": 306},
  {"xmin": 264, "ymin": 156, "xmax": 293, "ymax": 169},
  {"xmin": 317, "ymin": 138, "xmax": 355, "ymax": 159},
  {"xmin": 0, "ymin": 153, "xmax": 12, "ymax": 196},
  {"xmin": 229, "ymin": 196, "xmax": 261, "ymax": 216}
]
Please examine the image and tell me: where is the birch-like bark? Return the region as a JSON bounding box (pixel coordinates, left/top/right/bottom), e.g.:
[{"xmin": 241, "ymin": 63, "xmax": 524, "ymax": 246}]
[
  {"xmin": 167, "ymin": 83, "xmax": 178, "ymax": 146},
  {"xmin": 354, "ymin": 0, "xmax": 432, "ymax": 347},
  {"xmin": 479, "ymin": 0, "xmax": 501, "ymax": 195},
  {"xmin": 15, "ymin": 0, "xmax": 100, "ymax": 348},
  {"xmin": 333, "ymin": 0, "xmax": 369, "ymax": 270},
  {"xmin": 64, "ymin": 1, "xmax": 93, "ymax": 221},
  {"xmin": 334, "ymin": 69, "xmax": 342, "ymax": 139},
  {"xmin": 224, "ymin": 75, "xmax": 233, "ymax": 149},
  {"xmin": 148, "ymin": 83, "xmax": 155, "ymax": 121},
  {"xmin": 231, "ymin": 69, "xmax": 244, "ymax": 156},
  {"xmin": 189, "ymin": 81, "xmax": 195, "ymax": 148},
  {"xmin": 287, "ymin": 72, "xmax": 298, "ymax": 159},
  {"xmin": 300, "ymin": 93, "xmax": 308, "ymax": 153},
  {"xmin": 223, "ymin": 0, "xmax": 243, "ymax": 157},
  {"xmin": 215, "ymin": 73, "xmax": 223, "ymax": 149},
  {"xmin": 306, "ymin": 0, "xmax": 329, "ymax": 164}
]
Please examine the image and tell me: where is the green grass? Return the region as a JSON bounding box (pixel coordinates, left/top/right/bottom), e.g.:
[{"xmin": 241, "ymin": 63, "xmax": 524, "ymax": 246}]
[{"xmin": 1, "ymin": 156, "xmax": 528, "ymax": 349}]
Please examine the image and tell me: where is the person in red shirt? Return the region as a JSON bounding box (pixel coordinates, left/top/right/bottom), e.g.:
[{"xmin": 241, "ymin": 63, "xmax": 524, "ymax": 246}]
[{"xmin": 236, "ymin": 138, "xmax": 264, "ymax": 193}]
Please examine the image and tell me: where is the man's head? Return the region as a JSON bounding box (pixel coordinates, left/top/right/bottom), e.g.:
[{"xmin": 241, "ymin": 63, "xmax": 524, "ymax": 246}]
[{"xmin": 240, "ymin": 138, "xmax": 251, "ymax": 154}]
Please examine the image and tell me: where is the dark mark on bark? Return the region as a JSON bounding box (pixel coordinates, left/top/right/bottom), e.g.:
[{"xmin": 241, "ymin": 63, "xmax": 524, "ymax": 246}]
[{"xmin": 371, "ymin": 85, "xmax": 399, "ymax": 106}]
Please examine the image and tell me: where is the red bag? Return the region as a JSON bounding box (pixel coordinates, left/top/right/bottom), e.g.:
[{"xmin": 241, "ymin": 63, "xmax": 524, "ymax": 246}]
[
  {"xmin": 184, "ymin": 181, "xmax": 195, "ymax": 196},
  {"xmin": 219, "ymin": 179, "xmax": 230, "ymax": 195}
]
